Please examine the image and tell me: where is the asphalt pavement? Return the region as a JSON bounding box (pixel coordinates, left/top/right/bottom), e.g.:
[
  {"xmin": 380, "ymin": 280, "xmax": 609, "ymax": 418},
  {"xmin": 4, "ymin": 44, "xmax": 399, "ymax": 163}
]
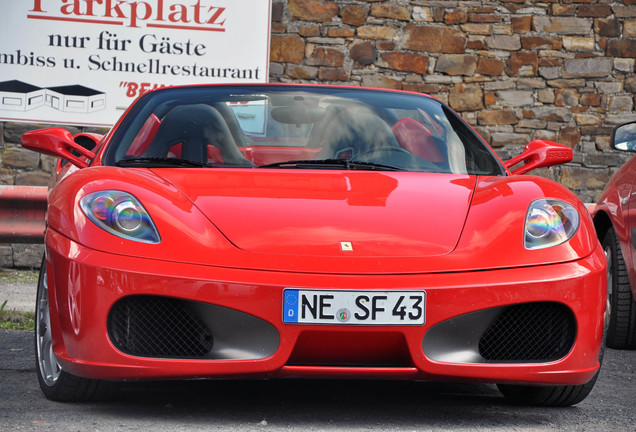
[{"xmin": 1, "ymin": 329, "xmax": 635, "ymax": 431}]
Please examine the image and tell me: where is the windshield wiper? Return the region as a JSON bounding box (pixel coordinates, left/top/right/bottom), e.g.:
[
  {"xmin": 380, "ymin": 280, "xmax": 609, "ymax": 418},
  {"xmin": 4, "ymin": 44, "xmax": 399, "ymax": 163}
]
[
  {"xmin": 116, "ymin": 157, "xmax": 210, "ymax": 168},
  {"xmin": 259, "ymin": 159, "xmax": 404, "ymax": 171}
]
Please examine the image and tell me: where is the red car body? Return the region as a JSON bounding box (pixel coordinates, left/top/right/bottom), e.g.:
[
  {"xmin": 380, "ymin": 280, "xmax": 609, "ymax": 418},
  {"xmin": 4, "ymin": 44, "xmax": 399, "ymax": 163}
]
[
  {"xmin": 592, "ymin": 120, "xmax": 636, "ymax": 349},
  {"xmin": 23, "ymin": 84, "xmax": 605, "ymax": 406}
]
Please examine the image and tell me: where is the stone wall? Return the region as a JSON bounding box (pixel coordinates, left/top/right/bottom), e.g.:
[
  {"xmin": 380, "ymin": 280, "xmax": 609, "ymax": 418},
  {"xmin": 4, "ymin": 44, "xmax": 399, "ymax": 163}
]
[
  {"xmin": 1, "ymin": 0, "xmax": 635, "ymax": 268},
  {"xmin": 269, "ymin": 0, "xmax": 636, "ymax": 200}
]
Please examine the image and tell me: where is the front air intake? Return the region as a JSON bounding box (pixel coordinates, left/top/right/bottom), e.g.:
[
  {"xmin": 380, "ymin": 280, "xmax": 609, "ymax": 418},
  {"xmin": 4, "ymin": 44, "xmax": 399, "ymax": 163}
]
[
  {"xmin": 478, "ymin": 302, "xmax": 575, "ymax": 362},
  {"xmin": 108, "ymin": 295, "xmax": 213, "ymax": 358}
]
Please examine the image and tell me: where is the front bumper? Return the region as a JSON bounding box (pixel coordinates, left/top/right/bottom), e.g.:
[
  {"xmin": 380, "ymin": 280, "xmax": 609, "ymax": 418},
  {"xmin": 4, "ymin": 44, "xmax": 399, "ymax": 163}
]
[{"xmin": 46, "ymin": 229, "xmax": 606, "ymax": 386}]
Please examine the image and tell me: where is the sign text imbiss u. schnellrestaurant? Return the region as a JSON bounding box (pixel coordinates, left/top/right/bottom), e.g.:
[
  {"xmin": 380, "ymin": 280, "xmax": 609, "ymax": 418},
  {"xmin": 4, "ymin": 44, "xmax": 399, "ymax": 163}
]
[{"xmin": 0, "ymin": 0, "xmax": 271, "ymax": 126}]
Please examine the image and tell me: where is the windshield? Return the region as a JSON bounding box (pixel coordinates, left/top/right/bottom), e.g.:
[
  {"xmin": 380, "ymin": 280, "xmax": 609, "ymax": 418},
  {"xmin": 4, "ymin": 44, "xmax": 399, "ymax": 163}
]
[{"xmin": 104, "ymin": 85, "xmax": 505, "ymax": 175}]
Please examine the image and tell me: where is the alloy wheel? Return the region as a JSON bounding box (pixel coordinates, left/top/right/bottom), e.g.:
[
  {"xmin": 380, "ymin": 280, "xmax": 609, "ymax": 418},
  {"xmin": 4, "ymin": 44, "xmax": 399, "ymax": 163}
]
[{"xmin": 36, "ymin": 265, "xmax": 61, "ymax": 386}]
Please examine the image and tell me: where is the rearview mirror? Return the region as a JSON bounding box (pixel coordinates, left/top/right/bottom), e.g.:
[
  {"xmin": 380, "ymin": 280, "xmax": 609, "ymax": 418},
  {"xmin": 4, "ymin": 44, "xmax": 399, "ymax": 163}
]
[
  {"xmin": 504, "ymin": 140, "xmax": 573, "ymax": 175},
  {"xmin": 611, "ymin": 121, "xmax": 636, "ymax": 152},
  {"xmin": 22, "ymin": 128, "xmax": 96, "ymax": 169}
]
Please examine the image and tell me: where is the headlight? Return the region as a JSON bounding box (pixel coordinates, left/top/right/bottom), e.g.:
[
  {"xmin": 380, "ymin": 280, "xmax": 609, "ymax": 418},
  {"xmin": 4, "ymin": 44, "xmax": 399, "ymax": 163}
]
[
  {"xmin": 80, "ymin": 191, "xmax": 161, "ymax": 244},
  {"xmin": 524, "ymin": 199, "xmax": 579, "ymax": 250}
]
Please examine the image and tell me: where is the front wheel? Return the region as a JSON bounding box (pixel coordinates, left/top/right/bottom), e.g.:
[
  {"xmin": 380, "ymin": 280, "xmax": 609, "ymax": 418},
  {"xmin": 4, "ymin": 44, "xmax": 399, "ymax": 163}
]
[{"xmin": 35, "ymin": 257, "xmax": 116, "ymax": 401}]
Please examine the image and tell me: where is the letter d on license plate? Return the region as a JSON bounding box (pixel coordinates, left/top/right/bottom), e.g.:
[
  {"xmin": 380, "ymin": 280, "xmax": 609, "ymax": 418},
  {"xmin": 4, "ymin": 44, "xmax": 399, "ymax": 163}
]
[{"xmin": 283, "ymin": 289, "xmax": 425, "ymax": 325}]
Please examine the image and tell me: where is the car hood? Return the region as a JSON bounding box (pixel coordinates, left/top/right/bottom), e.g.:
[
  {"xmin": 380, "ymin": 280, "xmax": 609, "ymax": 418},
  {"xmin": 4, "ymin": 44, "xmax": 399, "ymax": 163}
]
[{"xmin": 154, "ymin": 169, "xmax": 477, "ymax": 257}]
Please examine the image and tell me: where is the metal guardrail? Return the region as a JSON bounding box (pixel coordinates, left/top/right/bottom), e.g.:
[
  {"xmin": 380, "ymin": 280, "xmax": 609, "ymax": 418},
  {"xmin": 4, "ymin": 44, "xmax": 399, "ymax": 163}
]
[{"xmin": 0, "ymin": 185, "xmax": 47, "ymax": 243}]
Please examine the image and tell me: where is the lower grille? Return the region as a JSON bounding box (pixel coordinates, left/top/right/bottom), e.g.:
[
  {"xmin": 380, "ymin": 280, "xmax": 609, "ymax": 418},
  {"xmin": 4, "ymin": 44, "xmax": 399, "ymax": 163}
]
[
  {"xmin": 478, "ymin": 302, "xmax": 575, "ymax": 362},
  {"xmin": 108, "ymin": 295, "xmax": 213, "ymax": 358}
]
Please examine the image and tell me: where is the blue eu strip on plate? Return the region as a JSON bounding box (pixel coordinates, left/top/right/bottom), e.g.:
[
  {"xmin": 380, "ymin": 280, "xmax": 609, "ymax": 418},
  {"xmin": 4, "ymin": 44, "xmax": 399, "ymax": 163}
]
[{"xmin": 283, "ymin": 289, "xmax": 299, "ymax": 323}]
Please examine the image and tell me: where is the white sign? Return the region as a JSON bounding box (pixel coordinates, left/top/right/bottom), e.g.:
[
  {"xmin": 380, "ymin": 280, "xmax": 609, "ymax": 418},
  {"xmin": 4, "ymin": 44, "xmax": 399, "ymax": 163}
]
[{"xmin": 0, "ymin": 0, "xmax": 271, "ymax": 127}]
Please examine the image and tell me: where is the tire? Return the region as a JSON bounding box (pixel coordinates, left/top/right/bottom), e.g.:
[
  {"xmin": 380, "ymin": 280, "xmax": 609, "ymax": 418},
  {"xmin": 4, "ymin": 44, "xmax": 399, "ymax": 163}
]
[
  {"xmin": 602, "ymin": 227, "xmax": 636, "ymax": 349},
  {"xmin": 497, "ymin": 372, "xmax": 600, "ymax": 407},
  {"xmin": 35, "ymin": 257, "xmax": 117, "ymax": 401},
  {"xmin": 498, "ymin": 345, "xmax": 605, "ymax": 407}
]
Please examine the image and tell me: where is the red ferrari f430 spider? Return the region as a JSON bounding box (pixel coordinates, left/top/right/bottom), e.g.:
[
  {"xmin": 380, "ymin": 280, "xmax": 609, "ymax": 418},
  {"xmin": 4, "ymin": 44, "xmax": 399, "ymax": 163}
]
[{"xmin": 22, "ymin": 84, "xmax": 606, "ymax": 406}]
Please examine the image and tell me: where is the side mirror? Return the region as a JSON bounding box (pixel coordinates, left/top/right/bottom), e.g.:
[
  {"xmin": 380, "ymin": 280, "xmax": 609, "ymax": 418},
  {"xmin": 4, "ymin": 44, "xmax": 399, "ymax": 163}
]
[
  {"xmin": 22, "ymin": 128, "xmax": 96, "ymax": 169},
  {"xmin": 504, "ymin": 140, "xmax": 573, "ymax": 175},
  {"xmin": 611, "ymin": 121, "xmax": 636, "ymax": 152}
]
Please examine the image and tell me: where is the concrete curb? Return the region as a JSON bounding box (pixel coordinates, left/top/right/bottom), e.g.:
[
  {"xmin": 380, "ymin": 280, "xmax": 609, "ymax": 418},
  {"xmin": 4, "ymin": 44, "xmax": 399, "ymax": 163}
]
[{"xmin": 0, "ymin": 276, "xmax": 37, "ymax": 313}]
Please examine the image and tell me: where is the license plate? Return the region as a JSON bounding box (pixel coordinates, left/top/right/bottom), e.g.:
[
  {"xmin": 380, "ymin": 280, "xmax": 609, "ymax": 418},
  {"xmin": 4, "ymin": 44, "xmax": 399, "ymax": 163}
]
[{"xmin": 283, "ymin": 289, "xmax": 426, "ymax": 325}]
